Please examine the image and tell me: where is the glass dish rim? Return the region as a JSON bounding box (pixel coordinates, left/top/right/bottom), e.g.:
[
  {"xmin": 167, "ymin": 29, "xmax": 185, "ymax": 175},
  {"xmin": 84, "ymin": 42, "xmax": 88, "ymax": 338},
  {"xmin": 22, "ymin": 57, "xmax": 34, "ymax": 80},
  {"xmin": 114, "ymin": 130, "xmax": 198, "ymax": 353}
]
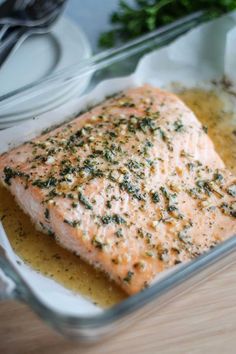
[{"xmin": 3, "ymin": 235, "xmax": 235, "ymax": 329}]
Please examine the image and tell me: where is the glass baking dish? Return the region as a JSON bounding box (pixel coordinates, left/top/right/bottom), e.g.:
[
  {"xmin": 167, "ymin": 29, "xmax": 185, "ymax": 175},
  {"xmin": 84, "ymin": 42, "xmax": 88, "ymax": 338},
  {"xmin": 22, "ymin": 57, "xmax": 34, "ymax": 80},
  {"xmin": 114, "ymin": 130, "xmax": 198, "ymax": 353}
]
[{"xmin": 0, "ymin": 11, "xmax": 236, "ymax": 341}]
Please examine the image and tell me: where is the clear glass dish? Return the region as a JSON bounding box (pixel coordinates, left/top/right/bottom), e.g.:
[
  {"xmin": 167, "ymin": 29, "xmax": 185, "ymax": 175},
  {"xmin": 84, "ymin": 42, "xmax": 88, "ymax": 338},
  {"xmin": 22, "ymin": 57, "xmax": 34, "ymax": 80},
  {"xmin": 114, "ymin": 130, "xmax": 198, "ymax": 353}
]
[{"xmin": 0, "ymin": 11, "xmax": 235, "ymax": 341}]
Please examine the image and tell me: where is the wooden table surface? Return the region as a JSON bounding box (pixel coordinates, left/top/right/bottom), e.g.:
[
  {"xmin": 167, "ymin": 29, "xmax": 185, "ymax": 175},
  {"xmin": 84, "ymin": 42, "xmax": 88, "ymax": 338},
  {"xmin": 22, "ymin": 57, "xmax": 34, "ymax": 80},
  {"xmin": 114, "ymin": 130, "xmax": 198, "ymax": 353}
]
[{"xmin": 1, "ymin": 262, "xmax": 236, "ymax": 354}]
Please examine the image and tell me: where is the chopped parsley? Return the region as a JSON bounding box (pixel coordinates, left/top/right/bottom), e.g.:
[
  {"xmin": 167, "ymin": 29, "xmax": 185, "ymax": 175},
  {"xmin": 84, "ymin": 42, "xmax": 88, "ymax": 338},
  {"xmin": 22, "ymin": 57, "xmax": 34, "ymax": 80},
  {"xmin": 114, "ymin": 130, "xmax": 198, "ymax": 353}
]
[
  {"xmin": 101, "ymin": 214, "xmax": 126, "ymax": 225},
  {"xmin": 3, "ymin": 166, "xmax": 29, "ymax": 186},
  {"xmin": 150, "ymin": 191, "xmax": 160, "ymax": 203},
  {"xmin": 227, "ymin": 184, "xmax": 236, "ymax": 197},
  {"xmin": 78, "ymin": 192, "xmax": 93, "ymax": 210},
  {"xmin": 92, "ymin": 238, "xmax": 107, "ymax": 250},
  {"xmin": 119, "ymin": 176, "xmax": 144, "ymax": 201},
  {"xmin": 123, "ymin": 271, "xmax": 134, "ymax": 283},
  {"xmin": 32, "ymin": 177, "xmax": 58, "ymax": 189},
  {"xmin": 173, "ymin": 119, "xmax": 184, "ymax": 132},
  {"xmin": 44, "ymin": 208, "xmax": 50, "ymax": 220},
  {"xmin": 115, "ymin": 228, "xmax": 124, "ymax": 238},
  {"xmin": 64, "ymin": 219, "xmax": 81, "ymax": 228}
]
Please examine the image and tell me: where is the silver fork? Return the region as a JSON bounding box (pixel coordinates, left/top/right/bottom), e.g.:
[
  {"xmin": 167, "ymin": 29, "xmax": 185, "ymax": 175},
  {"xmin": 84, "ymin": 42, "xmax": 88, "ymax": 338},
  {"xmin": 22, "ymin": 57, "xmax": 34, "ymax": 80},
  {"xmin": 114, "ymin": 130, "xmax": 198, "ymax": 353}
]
[
  {"xmin": 0, "ymin": 0, "xmax": 67, "ymax": 68},
  {"xmin": 0, "ymin": 0, "xmax": 66, "ymax": 26},
  {"xmin": 0, "ymin": 0, "xmax": 64, "ymax": 40},
  {"xmin": 0, "ymin": 0, "xmax": 20, "ymax": 41}
]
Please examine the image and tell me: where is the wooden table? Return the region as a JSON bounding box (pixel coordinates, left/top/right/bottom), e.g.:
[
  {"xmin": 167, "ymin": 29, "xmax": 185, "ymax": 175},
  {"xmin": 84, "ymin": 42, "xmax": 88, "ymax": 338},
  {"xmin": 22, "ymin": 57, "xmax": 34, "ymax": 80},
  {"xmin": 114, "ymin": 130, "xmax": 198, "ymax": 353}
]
[{"xmin": 1, "ymin": 262, "xmax": 236, "ymax": 354}]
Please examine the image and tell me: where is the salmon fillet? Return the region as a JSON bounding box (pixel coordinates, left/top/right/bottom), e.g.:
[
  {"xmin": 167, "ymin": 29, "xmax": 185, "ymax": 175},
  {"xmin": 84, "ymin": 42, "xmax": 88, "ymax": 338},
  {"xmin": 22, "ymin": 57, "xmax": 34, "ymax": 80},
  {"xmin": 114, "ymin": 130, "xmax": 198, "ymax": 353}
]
[{"xmin": 0, "ymin": 85, "xmax": 236, "ymax": 295}]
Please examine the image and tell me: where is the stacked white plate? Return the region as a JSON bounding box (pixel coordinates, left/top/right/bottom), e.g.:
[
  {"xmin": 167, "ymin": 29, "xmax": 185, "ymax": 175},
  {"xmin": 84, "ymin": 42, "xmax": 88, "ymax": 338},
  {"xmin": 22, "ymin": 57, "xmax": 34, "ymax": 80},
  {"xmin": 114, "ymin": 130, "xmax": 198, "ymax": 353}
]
[{"xmin": 0, "ymin": 17, "xmax": 92, "ymax": 129}]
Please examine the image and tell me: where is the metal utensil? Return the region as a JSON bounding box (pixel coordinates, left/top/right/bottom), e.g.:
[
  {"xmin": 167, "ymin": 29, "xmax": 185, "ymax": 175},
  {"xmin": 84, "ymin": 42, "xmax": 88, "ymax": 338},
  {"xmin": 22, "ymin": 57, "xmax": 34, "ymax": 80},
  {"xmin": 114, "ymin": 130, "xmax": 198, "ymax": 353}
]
[
  {"xmin": 0, "ymin": 0, "xmax": 67, "ymax": 43},
  {"xmin": 0, "ymin": 0, "xmax": 67, "ymax": 27},
  {"xmin": 0, "ymin": 0, "xmax": 19, "ymax": 22},
  {"xmin": 0, "ymin": 0, "xmax": 67, "ymax": 68},
  {"xmin": 0, "ymin": 0, "xmax": 19, "ymax": 40},
  {"xmin": 0, "ymin": 0, "xmax": 61, "ymax": 41},
  {"xmin": 0, "ymin": 24, "xmax": 9, "ymax": 40}
]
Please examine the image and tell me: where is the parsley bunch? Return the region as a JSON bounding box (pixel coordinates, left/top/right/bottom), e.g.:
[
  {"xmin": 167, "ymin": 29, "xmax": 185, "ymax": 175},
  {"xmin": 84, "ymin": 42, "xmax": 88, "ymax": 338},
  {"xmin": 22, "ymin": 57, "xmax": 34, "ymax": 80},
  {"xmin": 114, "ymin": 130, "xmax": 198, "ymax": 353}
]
[{"xmin": 99, "ymin": 0, "xmax": 236, "ymax": 48}]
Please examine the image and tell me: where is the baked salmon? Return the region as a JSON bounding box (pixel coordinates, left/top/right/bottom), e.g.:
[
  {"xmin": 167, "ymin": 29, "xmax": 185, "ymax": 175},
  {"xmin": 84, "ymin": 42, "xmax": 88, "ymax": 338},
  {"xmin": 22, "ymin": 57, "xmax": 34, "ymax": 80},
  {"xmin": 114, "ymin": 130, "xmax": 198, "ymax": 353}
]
[{"xmin": 0, "ymin": 85, "xmax": 235, "ymax": 295}]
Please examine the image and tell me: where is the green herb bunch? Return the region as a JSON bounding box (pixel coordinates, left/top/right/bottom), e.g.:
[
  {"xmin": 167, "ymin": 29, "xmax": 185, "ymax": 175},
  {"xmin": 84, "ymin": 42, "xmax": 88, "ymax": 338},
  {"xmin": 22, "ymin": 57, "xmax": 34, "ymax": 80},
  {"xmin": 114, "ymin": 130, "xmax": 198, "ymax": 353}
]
[{"xmin": 99, "ymin": 0, "xmax": 236, "ymax": 48}]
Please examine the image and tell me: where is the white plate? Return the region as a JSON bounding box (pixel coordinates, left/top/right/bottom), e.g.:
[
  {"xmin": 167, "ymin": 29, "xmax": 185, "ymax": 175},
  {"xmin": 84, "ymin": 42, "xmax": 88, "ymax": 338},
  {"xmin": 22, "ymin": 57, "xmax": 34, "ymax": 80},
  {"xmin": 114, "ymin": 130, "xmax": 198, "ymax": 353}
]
[
  {"xmin": 0, "ymin": 16, "xmax": 91, "ymax": 122},
  {"xmin": 0, "ymin": 79, "xmax": 89, "ymax": 124},
  {"xmin": 0, "ymin": 82, "xmax": 85, "ymax": 128}
]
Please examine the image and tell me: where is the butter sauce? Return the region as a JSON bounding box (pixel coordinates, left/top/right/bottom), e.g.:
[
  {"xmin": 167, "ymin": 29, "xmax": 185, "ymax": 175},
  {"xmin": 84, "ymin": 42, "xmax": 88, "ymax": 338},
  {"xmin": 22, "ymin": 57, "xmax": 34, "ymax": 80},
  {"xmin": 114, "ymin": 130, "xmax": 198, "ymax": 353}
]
[
  {"xmin": 0, "ymin": 185, "xmax": 126, "ymax": 307},
  {"xmin": 178, "ymin": 88, "xmax": 236, "ymax": 174}
]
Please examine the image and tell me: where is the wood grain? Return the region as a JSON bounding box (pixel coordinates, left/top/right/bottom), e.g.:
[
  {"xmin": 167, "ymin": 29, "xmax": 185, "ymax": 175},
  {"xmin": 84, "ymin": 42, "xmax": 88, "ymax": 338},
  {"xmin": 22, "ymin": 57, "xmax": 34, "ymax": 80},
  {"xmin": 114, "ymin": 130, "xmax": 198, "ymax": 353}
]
[{"xmin": 1, "ymin": 262, "xmax": 236, "ymax": 354}]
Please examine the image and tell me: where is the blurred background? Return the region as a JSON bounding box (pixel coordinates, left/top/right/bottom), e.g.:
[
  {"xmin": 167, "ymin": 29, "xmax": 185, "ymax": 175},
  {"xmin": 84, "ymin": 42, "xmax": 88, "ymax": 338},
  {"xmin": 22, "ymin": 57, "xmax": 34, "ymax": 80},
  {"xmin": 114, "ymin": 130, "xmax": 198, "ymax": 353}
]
[{"xmin": 65, "ymin": 0, "xmax": 119, "ymax": 52}]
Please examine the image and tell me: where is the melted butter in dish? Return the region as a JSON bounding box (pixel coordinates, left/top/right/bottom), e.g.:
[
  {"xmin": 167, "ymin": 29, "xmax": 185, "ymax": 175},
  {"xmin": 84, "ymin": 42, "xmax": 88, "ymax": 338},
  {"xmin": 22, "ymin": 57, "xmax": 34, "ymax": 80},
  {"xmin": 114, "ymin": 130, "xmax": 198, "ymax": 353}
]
[
  {"xmin": 0, "ymin": 86, "xmax": 235, "ymax": 306},
  {"xmin": 178, "ymin": 88, "xmax": 236, "ymax": 174},
  {"xmin": 0, "ymin": 185, "xmax": 126, "ymax": 307}
]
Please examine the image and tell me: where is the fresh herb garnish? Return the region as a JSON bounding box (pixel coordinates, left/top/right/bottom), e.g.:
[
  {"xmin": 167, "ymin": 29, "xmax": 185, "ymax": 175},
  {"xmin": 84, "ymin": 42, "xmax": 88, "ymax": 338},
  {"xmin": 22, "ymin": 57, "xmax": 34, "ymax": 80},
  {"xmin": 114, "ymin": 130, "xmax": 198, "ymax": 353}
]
[
  {"xmin": 78, "ymin": 192, "xmax": 93, "ymax": 210},
  {"xmin": 150, "ymin": 191, "xmax": 160, "ymax": 203},
  {"xmin": 101, "ymin": 214, "xmax": 126, "ymax": 225},
  {"xmin": 119, "ymin": 175, "xmax": 144, "ymax": 200},
  {"xmin": 213, "ymin": 173, "xmax": 224, "ymax": 183},
  {"xmin": 92, "ymin": 238, "xmax": 107, "ymax": 250},
  {"xmin": 123, "ymin": 270, "xmax": 134, "ymax": 283},
  {"xmin": 3, "ymin": 166, "xmax": 29, "ymax": 186},
  {"xmin": 174, "ymin": 119, "xmax": 184, "ymax": 132},
  {"xmin": 32, "ymin": 177, "xmax": 58, "ymax": 189},
  {"xmin": 115, "ymin": 228, "xmax": 124, "ymax": 237},
  {"xmin": 44, "ymin": 208, "xmax": 50, "ymax": 220},
  {"xmin": 64, "ymin": 219, "xmax": 81, "ymax": 228},
  {"xmin": 99, "ymin": 1, "xmax": 236, "ymax": 48},
  {"xmin": 227, "ymin": 184, "xmax": 236, "ymax": 197}
]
